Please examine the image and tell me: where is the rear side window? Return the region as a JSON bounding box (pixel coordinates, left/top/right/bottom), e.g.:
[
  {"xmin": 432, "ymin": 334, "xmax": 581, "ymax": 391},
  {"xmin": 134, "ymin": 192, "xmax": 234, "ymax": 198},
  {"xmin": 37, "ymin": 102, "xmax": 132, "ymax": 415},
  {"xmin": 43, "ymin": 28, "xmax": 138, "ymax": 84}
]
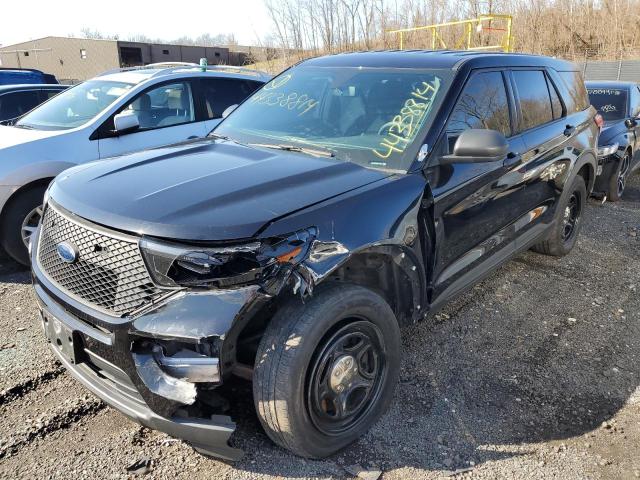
[
  {"xmin": 201, "ymin": 79, "xmax": 262, "ymax": 119},
  {"xmin": 559, "ymin": 71, "xmax": 590, "ymax": 113},
  {"xmin": 446, "ymin": 71, "xmax": 511, "ymax": 145},
  {"xmin": 512, "ymin": 70, "xmax": 553, "ymax": 130}
]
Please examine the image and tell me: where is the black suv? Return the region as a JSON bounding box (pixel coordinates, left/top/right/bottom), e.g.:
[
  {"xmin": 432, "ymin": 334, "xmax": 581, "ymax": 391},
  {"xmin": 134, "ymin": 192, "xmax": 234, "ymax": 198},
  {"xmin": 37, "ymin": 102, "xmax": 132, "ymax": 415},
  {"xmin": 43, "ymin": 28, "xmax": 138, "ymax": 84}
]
[{"xmin": 31, "ymin": 51, "xmax": 598, "ymax": 460}]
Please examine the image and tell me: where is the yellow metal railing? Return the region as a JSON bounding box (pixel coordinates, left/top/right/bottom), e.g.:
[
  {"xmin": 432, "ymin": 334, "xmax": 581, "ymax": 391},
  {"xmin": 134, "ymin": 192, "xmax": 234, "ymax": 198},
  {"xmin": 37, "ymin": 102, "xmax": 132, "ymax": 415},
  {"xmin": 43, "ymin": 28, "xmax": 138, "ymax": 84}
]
[{"xmin": 388, "ymin": 15, "xmax": 514, "ymax": 52}]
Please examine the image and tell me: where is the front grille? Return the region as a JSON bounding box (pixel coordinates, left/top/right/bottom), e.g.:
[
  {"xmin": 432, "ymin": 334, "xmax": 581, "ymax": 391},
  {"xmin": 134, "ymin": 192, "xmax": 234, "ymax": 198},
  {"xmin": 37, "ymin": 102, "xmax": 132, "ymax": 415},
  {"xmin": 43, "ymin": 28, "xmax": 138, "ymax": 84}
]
[{"xmin": 37, "ymin": 205, "xmax": 166, "ymax": 316}]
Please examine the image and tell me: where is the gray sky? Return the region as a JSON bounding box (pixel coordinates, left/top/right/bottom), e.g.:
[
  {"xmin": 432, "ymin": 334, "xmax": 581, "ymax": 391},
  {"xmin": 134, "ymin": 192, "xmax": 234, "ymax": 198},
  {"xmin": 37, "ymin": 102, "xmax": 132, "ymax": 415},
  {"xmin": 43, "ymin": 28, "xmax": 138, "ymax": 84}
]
[{"xmin": 0, "ymin": 0, "xmax": 273, "ymax": 46}]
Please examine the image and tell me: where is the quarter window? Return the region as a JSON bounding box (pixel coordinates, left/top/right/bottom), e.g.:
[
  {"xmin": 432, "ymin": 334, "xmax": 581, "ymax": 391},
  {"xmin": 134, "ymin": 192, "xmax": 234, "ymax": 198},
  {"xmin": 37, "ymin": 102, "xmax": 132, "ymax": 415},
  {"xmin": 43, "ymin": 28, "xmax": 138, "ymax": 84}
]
[
  {"xmin": 547, "ymin": 76, "xmax": 564, "ymax": 120},
  {"xmin": 122, "ymin": 82, "xmax": 195, "ymax": 129},
  {"xmin": 446, "ymin": 71, "xmax": 511, "ymax": 150},
  {"xmin": 558, "ymin": 71, "xmax": 590, "ymax": 113}
]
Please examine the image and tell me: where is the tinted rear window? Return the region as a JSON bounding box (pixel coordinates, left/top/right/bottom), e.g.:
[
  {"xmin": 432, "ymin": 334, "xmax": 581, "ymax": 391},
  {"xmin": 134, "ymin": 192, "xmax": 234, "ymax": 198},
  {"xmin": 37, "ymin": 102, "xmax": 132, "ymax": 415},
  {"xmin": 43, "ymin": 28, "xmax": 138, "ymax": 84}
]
[
  {"xmin": 586, "ymin": 87, "xmax": 628, "ymax": 121},
  {"xmin": 513, "ymin": 70, "xmax": 554, "ymax": 130},
  {"xmin": 559, "ymin": 71, "xmax": 590, "ymax": 113}
]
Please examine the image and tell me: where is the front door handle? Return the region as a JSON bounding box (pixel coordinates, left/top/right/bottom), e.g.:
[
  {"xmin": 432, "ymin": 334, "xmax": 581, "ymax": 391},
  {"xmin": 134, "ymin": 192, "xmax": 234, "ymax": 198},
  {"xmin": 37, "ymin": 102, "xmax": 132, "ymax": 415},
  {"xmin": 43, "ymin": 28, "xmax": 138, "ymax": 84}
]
[
  {"xmin": 563, "ymin": 125, "xmax": 576, "ymax": 137},
  {"xmin": 503, "ymin": 152, "xmax": 521, "ymax": 168},
  {"xmin": 187, "ymin": 135, "xmax": 199, "ymax": 139}
]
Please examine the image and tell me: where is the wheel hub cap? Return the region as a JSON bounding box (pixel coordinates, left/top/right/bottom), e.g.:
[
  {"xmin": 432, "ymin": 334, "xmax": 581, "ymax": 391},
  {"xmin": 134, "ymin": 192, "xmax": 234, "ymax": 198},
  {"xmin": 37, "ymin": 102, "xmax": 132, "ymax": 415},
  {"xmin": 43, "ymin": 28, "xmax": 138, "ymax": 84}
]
[{"xmin": 330, "ymin": 355, "xmax": 357, "ymax": 393}]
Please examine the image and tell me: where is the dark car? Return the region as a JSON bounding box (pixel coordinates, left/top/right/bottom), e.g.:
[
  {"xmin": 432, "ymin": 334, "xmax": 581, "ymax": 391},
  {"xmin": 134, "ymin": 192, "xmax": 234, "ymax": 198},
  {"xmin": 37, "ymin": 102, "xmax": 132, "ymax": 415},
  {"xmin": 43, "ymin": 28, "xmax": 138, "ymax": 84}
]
[
  {"xmin": 586, "ymin": 81, "xmax": 640, "ymax": 201},
  {"xmin": 0, "ymin": 68, "xmax": 58, "ymax": 86},
  {"xmin": 31, "ymin": 51, "xmax": 598, "ymax": 460},
  {"xmin": 0, "ymin": 84, "xmax": 68, "ymax": 123}
]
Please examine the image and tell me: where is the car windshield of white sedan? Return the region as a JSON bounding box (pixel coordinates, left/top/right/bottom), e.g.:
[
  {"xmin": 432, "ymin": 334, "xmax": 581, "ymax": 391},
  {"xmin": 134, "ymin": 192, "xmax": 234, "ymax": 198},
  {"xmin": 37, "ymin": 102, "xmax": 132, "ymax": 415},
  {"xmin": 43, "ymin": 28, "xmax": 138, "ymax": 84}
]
[
  {"xmin": 587, "ymin": 88, "xmax": 628, "ymax": 122},
  {"xmin": 214, "ymin": 66, "xmax": 451, "ymax": 172},
  {"xmin": 16, "ymin": 80, "xmax": 134, "ymax": 130}
]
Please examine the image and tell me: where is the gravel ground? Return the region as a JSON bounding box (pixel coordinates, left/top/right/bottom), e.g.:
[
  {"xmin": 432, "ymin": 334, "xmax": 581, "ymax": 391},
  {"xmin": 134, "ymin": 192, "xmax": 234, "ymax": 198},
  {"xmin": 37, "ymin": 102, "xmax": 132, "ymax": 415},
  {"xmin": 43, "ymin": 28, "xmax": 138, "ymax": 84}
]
[{"xmin": 1, "ymin": 173, "xmax": 639, "ymax": 479}]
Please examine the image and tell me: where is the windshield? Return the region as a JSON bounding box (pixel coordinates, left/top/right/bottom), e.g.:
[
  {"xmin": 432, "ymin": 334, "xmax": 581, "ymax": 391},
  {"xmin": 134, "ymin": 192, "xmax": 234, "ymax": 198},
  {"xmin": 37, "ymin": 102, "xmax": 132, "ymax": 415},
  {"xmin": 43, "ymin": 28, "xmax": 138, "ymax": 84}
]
[
  {"xmin": 16, "ymin": 80, "xmax": 134, "ymax": 130},
  {"xmin": 587, "ymin": 87, "xmax": 628, "ymax": 122},
  {"xmin": 214, "ymin": 66, "xmax": 451, "ymax": 172}
]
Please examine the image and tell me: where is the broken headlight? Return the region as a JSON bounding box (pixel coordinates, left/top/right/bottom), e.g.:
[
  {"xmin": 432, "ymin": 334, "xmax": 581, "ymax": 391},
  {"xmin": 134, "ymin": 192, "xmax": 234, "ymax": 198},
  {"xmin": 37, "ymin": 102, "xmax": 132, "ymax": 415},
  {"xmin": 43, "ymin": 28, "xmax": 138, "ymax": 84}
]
[{"xmin": 139, "ymin": 227, "xmax": 316, "ymax": 289}]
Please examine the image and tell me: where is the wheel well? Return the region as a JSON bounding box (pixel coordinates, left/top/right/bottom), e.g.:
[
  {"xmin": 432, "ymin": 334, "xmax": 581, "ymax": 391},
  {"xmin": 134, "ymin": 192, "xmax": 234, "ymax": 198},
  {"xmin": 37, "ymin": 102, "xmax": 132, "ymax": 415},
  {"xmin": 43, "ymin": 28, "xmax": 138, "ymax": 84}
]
[
  {"xmin": 231, "ymin": 252, "xmax": 419, "ymax": 373},
  {"xmin": 576, "ymin": 163, "xmax": 593, "ymax": 193},
  {"xmin": 0, "ymin": 178, "xmax": 52, "ymax": 223},
  {"xmin": 326, "ymin": 252, "xmax": 417, "ymax": 326}
]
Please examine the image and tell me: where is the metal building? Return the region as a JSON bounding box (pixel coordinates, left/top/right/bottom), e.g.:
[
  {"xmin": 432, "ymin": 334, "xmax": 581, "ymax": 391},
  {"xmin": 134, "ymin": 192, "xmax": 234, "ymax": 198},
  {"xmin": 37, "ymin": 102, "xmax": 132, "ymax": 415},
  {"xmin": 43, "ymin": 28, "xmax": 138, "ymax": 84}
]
[{"xmin": 0, "ymin": 36, "xmax": 233, "ymax": 83}]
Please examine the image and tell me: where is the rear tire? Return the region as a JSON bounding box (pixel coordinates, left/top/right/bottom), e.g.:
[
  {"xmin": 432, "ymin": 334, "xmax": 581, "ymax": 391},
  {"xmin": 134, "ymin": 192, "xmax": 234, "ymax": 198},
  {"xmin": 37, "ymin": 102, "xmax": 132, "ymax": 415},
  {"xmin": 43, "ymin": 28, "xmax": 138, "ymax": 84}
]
[
  {"xmin": 0, "ymin": 186, "xmax": 46, "ymax": 266},
  {"xmin": 532, "ymin": 175, "xmax": 586, "ymax": 257},
  {"xmin": 606, "ymin": 152, "xmax": 631, "ymax": 202},
  {"xmin": 253, "ymin": 283, "xmax": 401, "ymax": 458}
]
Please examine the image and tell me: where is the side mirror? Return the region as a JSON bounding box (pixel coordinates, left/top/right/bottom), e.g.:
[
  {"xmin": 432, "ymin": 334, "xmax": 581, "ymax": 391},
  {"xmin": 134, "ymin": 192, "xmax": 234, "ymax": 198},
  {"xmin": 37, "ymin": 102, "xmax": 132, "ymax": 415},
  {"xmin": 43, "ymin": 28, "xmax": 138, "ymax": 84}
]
[
  {"xmin": 222, "ymin": 104, "xmax": 238, "ymax": 119},
  {"xmin": 440, "ymin": 129, "xmax": 509, "ymax": 165},
  {"xmin": 625, "ymin": 118, "xmax": 638, "ymax": 129},
  {"xmin": 113, "ymin": 111, "xmax": 140, "ymax": 135}
]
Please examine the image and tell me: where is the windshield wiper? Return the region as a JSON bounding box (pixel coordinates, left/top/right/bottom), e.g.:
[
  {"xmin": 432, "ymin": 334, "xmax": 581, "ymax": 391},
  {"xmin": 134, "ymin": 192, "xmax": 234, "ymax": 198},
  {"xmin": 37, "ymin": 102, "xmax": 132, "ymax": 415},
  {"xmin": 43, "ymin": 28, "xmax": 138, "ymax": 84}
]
[
  {"xmin": 208, "ymin": 132, "xmax": 248, "ymax": 146},
  {"xmin": 249, "ymin": 143, "xmax": 335, "ymax": 158},
  {"xmin": 13, "ymin": 123, "xmax": 35, "ymax": 130}
]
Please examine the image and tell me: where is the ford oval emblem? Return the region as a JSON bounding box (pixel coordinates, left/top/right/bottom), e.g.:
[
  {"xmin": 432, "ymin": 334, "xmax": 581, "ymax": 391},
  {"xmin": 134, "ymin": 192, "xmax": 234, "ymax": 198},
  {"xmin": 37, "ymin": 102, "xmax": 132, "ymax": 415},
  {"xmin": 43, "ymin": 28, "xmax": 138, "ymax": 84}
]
[{"xmin": 56, "ymin": 242, "xmax": 78, "ymax": 263}]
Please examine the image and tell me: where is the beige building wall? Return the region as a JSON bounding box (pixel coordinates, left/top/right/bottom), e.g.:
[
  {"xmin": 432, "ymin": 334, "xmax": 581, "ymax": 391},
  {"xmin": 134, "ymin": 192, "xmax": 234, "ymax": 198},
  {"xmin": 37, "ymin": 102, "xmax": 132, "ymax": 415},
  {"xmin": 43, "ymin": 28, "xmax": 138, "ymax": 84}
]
[{"xmin": 0, "ymin": 37, "xmax": 120, "ymax": 83}]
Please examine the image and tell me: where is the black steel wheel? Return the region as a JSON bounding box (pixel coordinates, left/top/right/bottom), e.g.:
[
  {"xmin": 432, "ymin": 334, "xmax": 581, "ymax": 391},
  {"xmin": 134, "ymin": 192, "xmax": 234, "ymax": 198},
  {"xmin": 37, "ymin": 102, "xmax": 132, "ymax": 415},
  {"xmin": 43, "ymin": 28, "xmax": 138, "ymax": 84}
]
[
  {"xmin": 307, "ymin": 320, "xmax": 387, "ymax": 436},
  {"xmin": 253, "ymin": 283, "xmax": 401, "ymax": 458},
  {"xmin": 531, "ymin": 174, "xmax": 586, "ymax": 257},
  {"xmin": 560, "ymin": 191, "xmax": 582, "ymax": 242}
]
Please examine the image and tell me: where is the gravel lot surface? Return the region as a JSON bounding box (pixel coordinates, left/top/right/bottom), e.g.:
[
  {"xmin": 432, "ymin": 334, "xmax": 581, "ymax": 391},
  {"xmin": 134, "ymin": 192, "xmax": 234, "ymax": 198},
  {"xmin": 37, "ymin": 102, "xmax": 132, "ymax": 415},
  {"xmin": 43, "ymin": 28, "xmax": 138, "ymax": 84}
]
[{"xmin": 1, "ymin": 174, "xmax": 639, "ymax": 479}]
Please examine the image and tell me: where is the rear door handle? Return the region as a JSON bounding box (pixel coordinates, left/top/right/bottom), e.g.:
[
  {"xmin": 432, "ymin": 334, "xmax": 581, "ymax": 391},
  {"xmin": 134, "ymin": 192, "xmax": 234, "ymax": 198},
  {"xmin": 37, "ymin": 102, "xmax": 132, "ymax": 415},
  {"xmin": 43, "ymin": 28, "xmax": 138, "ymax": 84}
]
[
  {"xmin": 563, "ymin": 125, "xmax": 576, "ymax": 137},
  {"xmin": 187, "ymin": 135, "xmax": 199, "ymax": 139},
  {"xmin": 503, "ymin": 152, "xmax": 521, "ymax": 168}
]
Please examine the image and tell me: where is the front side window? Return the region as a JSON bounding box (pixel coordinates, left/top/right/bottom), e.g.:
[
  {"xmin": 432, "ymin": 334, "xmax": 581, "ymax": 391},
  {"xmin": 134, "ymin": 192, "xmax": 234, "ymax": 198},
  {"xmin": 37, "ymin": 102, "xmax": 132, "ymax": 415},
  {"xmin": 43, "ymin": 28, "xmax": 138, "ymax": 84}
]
[
  {"xmin": 16, "ymin": 80, "xmax": 133, "ymax": 130},
  {"xmin": 513, "ymin": 70, "xmax": 554, "ymax": 131},
  {"xmin": 214, "ymin": 66, "xmax": 452, "ymax": 172},
  {"xmin": 122, "ymin": 82, "xmax": 195, "ymax": 129},
  {"xmin": 445, "ymin": 71, "xmax": 511, "ymax": 150},
  {"xmin": 587, "ymin": 87, "xmax": 629, "ymax": 122},
  {"xmin": 202, "ymin": 78, "xmax": 261, "ymax": 119}
]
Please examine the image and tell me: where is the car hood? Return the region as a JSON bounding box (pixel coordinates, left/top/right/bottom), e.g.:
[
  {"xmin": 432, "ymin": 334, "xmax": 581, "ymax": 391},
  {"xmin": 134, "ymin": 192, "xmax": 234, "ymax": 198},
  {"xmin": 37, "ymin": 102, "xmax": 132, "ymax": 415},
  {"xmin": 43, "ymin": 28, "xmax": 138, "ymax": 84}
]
[
  {"xmin": 0, "ymin": 124, "xmax": 63, "ymax": 148},
  {"xmin": 49, "ymin": 139, "xmax": 390, "ymax": 241},
  {"xmin": 598, "ymin": 121, "xmax": 627, "ymax": 146}
]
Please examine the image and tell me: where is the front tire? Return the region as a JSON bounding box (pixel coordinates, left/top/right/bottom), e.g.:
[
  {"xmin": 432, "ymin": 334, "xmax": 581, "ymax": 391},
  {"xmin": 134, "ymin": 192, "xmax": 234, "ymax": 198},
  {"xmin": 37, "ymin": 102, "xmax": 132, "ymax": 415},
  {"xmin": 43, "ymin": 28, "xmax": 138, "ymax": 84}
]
[
  {"xmin": 607, "ymin": 152, "xmax": 631, "ymax": 202},
  {"xmin": 253, "ymin": 283, "xmax": 401, "ymax": 458},
  {"xmin": 1, "ymin": 186, "xmax": 46, "ymax": 266},
  {"xmin": 532, "ymin": 175, "xmax": 586, "ymax": 257}
]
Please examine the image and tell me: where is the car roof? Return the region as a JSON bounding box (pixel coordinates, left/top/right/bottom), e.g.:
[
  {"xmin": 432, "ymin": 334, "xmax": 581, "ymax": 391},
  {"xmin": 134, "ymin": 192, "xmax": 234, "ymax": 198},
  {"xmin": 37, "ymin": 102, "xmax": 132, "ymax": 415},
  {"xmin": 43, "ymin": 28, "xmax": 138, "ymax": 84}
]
[
  {"xmin": 0, "ymin": 84, "xmax": 67, "ymax": 93},
  {"xmin": 97, "ymin": 65, "xmax": 271, "ymax": 85},
  {"xmin": 585, "ymin": 80, "xmax": 638, "ymax": 89},
  {"xmin": 300, "ymin": 50, "xmax": 577, "ymax": 71}
]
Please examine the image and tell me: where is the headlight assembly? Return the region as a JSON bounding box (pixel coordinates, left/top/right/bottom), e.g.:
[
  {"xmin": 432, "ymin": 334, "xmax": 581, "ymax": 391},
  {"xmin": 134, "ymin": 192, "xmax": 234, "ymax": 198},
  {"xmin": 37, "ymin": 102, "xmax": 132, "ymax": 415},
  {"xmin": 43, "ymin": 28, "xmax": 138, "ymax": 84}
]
[
  {"xmin": 597, "ymin": 143, "xmax": 619, "ymax": 157},
  {"xmin": 140, "ymin": 227, "xmax": 316, "ymax": 289}
]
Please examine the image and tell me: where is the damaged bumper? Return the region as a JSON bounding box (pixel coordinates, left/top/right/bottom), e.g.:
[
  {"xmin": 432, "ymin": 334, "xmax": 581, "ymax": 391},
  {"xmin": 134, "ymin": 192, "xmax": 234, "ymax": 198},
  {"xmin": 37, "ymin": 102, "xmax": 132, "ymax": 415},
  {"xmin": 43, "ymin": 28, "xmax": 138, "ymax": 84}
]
[{"xmin": 32, "ymin": 259, "xmax": 249, "ymax": 461}]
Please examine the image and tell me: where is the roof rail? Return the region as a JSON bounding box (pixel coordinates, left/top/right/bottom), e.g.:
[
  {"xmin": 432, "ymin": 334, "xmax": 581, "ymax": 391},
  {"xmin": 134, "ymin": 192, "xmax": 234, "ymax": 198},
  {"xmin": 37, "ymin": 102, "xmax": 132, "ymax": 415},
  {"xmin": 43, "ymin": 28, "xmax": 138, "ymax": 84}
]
[{"xmin": 97, "ymin": 63, "xmax": 270, "ymax": 79}]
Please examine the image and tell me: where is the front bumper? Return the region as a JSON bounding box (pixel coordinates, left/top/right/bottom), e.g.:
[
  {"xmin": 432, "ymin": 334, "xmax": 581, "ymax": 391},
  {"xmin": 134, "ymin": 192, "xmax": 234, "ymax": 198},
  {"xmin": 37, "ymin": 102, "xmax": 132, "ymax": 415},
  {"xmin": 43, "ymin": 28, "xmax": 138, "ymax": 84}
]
[{"xmin": 34, "ymin": 280, "xmax": 243, "ymax": 461}]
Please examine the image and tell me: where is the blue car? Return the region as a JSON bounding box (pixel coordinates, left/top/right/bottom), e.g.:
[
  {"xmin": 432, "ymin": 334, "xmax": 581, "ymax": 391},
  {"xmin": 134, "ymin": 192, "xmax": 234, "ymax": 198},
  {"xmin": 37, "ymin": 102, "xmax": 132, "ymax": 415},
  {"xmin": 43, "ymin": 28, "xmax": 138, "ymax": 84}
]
[{"xmin": 0, "ymin": 68, "xmax": 58, "ymax": 86}]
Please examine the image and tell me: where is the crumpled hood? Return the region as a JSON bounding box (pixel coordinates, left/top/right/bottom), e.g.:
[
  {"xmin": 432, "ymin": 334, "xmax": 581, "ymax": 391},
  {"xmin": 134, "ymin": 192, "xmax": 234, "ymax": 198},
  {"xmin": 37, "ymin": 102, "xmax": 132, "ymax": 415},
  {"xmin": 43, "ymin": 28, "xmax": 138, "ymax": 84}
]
[
  {"xmin": 50, "ymin": 139, "xmax": 389, "ymax": 241},
  {"xmin": 0, "ymin": 124, "xmax": 62, "ymax": 149}
]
